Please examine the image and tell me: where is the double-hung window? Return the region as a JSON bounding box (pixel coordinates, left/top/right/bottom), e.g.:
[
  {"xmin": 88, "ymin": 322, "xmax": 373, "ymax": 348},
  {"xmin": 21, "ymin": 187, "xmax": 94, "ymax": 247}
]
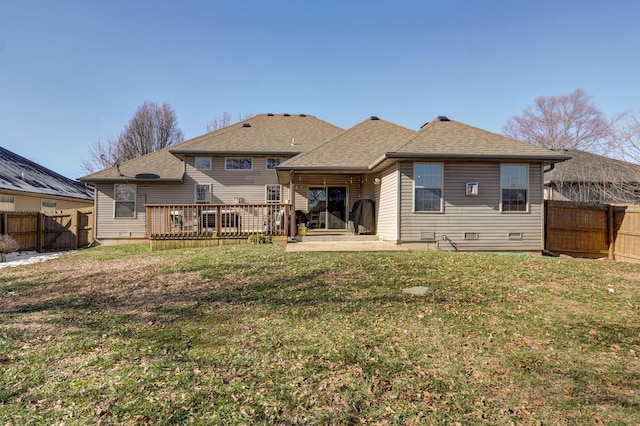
[
  {"xmin": 41, "ymin": 200, "xmax": 57, "ymax": 211},
  {"xmin": 501, "ymin": 164, "xmax": 528, "ymax": 212},
  {"xmin": 225, "ymin": 157, "xmax": 252, "ymax": 170},
  {"xmin": 195, "ymin": 184, "xmax": 212, "ymax": 204},
  {"xmin": 266, "ymin": 157, "xmax": 282, "ymax": 170},
  {"xmin": 0, "ymin": 196, "xmax": 15, "ymax": 211},
  {"xmin": 195, "ymin": 157, "xmax": 212, "ymax": 170},
  {"xmin": 414, "ymin": 163, "xmax": 443, "ymax": 212},
  {"xmin": 114, "ymin": 184, "xmax": 136, "ymax": 218},
  {"xmin": 266, "ymin": 184, "xmax": 281, "ymax": 203}
]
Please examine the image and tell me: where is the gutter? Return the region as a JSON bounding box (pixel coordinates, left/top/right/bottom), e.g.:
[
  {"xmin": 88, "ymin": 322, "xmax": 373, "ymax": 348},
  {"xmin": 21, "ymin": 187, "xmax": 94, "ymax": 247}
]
[{"xmin": 382, "ymin": 152, "xmax": 571, "ymax": 162}]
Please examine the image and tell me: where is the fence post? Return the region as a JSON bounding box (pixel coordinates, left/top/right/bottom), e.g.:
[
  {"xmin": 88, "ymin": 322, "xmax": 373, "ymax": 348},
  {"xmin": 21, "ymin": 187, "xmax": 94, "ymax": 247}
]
[
  {"xmin": 36, "ymin": 212, "xmax": 43, "ymax": 253},
  {"xmin": 608, "ymin": 205, "xmax": 615, "ymax": 261}
]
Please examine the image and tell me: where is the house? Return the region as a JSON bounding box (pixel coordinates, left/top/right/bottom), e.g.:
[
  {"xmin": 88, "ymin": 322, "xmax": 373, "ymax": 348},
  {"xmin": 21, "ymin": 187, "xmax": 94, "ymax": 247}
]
[
  {"xmin": 544, "ymin": 149, "xmax": 640, "ymax": 204},
  {"xmin": 0, "ymin": 147, "xmax": 93, "ymax": 211},
  {"xmin": 80, "ymin": 113, "xmax": 569, "ymax": 252}
]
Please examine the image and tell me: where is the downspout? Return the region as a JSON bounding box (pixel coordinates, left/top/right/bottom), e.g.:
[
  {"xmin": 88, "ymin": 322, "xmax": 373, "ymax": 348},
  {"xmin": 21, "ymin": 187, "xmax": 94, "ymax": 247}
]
[{"xmin": 290, "ymin": 171, "xmax": 296, "ymax": 239}]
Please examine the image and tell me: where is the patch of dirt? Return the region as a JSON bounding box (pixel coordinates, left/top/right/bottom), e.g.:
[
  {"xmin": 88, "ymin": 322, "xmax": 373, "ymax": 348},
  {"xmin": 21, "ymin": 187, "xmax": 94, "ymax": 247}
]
[{"xmin": 0, "ymin": 251, "xmax": 233, "ymax": 332}]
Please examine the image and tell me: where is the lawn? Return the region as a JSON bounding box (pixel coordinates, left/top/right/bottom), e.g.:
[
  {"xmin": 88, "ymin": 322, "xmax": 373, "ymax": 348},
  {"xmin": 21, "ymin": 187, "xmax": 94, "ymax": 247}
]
[{"xmin": 0, "ymin": 244, "xmax": 639, "ymax": 425}]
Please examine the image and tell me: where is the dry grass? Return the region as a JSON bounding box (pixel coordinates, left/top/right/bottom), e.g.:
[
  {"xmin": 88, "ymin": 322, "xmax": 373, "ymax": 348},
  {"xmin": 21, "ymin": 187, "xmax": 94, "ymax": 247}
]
[{"xmin": 1, "ymin": 244, "xmax": 639, "ymax": 425}]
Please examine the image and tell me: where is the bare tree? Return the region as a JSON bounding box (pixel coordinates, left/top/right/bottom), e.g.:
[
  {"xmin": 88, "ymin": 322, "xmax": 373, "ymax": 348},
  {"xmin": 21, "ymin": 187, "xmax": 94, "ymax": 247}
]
[
  {"xmin": 205, "ymin": 111, "xmax": 255, "ymax": 132},
  {"xmin": 503, "ymin": 89, "xmax": 616, "ymax": 153},
  {"xmin": 83, "ymin": 101, "xmax": 184, "ymax": 173},
  {"xmin": 614, "ymin": 109, "xmax": 640, "ymax": 163}
]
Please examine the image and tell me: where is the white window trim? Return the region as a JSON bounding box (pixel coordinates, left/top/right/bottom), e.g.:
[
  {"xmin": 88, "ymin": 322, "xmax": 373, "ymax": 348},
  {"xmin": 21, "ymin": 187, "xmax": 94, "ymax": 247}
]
[
  {"xmin": 195, "ymin": 184, "xmax": 213, "ymax": 204},
  {"xmin": 225, "ymin": 157, "xmax": 253, "ymax": 171},
  {"xmin": 114, "ymin": 183, "xmax": 136, "ymax": 219},
  {"xmin": 266, "ymin": 157, "xmax": 282, "ymax": 170},
  {"xmin": 265, "ymin": 184, "xmax": 282, "ymax": 203},
  {"xmin": 500, "ymin": 163, "xmax": 529, "ymax": 213},
  {"xmin": 413, "ymin": 162, "xmax": 444, "ymax": 213},
  {"xmin": 195, "ymin": 156, "xmax": 212, "ymax": 170}
]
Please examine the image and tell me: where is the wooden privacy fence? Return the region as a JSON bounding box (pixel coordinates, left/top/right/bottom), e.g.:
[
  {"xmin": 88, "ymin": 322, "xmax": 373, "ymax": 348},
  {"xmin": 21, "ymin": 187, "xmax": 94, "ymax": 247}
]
[
  {"xmin": 0, "ymin": 207, "xmax": 94, "ymax": 252},
  {"xmin": 545, "ymin": 200, "xmax": 640, "ymax": 262}
]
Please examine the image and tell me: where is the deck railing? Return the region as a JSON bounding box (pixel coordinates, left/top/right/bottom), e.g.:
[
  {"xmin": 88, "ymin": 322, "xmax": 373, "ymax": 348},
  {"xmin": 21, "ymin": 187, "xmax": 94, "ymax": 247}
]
[{"xmin": 146, "ymin": 204, "xmax": 291, "ymax": 238}]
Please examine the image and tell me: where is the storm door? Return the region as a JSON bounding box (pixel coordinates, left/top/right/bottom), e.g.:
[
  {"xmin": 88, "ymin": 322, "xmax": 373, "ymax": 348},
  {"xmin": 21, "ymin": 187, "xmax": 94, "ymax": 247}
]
[{"xmin": 308, "ymin": 186, "xmax": 347, "ymax": 230}]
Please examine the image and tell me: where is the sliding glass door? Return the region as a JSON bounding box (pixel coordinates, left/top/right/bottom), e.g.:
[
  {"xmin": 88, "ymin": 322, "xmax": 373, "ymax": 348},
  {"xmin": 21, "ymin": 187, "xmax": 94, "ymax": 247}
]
[{"xmin": 308, "ymin": 186, "xmax": 347, "ymax": 230}]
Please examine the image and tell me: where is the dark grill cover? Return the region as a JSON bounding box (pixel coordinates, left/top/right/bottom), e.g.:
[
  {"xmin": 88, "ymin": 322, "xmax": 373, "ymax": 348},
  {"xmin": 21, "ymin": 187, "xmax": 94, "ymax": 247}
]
[{"xmin": 349, "ymin": 199, "xmax": 375, "ymax": 234}]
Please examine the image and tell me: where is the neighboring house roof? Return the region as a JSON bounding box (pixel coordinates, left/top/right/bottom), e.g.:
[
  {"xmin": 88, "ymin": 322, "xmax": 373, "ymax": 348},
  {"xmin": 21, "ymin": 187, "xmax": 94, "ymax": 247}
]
[
  {"xmin": 81, "ymin": 114, "xmax": 344, "ymax": 183},
  {"xmin": 0, "ymin": 147, "xmax": 93, "ymax": 201},
  {"xmin": 382, "ymin": 116, "xmax": 569, "ymax": 164},
  {"xmin": 170, "ymin": 113, "xmax": 343, "ymax": 156},
  {"xmin": 545, "ymin": 149, "xmax": 640, "ymax": 185},
  {"xmin": 278, "ymin": 116, "xmax": 415, "ymax": 172}
]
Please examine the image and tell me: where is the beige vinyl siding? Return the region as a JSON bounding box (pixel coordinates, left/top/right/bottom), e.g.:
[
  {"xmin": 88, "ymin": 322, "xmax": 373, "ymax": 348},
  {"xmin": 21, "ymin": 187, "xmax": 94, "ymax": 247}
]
[
  {"xmin": 187, "ymin": 157, "xmax": 285, "ymax": 204},
  {"xmin": 399, "ymin": 162, "xmax": 544, "ymax": 251},
  {"xmin": 376, "ymin": 165, "xmax": 400, "ymax": 242}
]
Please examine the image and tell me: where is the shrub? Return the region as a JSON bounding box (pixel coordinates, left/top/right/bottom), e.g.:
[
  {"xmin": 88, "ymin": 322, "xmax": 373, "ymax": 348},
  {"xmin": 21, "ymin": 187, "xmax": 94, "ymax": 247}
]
[
  {"xmin": 0, "ymin": 234, "xmax": 19, "ymax": 262},
  {"xmin": 247, "ymin": 233, "xmax": 272, "ymax": 245}
]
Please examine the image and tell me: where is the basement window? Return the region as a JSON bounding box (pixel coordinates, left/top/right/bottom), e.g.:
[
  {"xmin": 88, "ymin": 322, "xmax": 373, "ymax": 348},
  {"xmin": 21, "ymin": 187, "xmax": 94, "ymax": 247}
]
[{"xmin": 508, "ymin": 232, "xmax": 523, "ymax": 240}]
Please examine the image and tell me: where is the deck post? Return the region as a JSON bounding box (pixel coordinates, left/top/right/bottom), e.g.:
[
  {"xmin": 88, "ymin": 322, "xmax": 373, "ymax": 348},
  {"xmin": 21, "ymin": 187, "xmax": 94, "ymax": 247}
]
[{"xmin": 290, "ymin": 171, "xmax": 296, "ymax": 238}]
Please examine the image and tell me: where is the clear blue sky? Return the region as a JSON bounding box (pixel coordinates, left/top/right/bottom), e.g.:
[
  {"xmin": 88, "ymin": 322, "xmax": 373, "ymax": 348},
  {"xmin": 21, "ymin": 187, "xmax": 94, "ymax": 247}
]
[{"xmin": 1, "ymin": 0, "xmax": 639, "ymax": 179}]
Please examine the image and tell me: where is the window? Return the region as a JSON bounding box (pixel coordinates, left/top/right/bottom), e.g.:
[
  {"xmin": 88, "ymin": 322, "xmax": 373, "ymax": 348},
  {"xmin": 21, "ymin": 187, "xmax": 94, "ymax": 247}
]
[
  {"xmin": 0, "ymin": 196, "xmax": 15, "ymax": 211},
  {"xmin": 225, "ymin": 157, "xmax": 252, "ymax": 170},
  {"xmin": 195, "ymin": 184, "xmax": 212, "ymax": 204},
  {"xmin": 41, "ymin": 200, "xmax": 57, "ymax": 211},
  {"xmin": 414, "ymin": 163, "xmax": 443, "ymax": 212},
  {"xmin": 501, "ymin": 164, "xmax": 528, "ymax": 212},
  {"xmin": 267, "ymin": 157, "xmax": 282, "ymax": 169},
  {"xmin": 114, "ymin": 184, "xmax": 136, "ymax": 218},
  {"xmin": 266, "ymin": 184, "xmax": 281, "ymax": 203},
  {"xmin": 195, "ymin": 157, "xmax": 212, "ymax": 170}
]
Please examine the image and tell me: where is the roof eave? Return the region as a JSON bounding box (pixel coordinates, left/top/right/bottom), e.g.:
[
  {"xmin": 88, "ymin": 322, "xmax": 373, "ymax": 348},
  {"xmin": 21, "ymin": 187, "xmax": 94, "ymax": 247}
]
[
  {"xmin": 383, "ymin": 152, "xmax": 571, "ymax": 163},
  {"xmin": 79, "ymin": 177, "xmax": 184, "ymax": 184},
  {"xmin": 170, "ymin": 149, "xmax": 301, "ymax": 156}
]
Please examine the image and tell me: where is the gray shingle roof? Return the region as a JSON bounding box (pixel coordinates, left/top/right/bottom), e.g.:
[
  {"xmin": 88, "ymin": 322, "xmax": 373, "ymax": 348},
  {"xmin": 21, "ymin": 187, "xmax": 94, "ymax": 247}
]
[
  {"xmin": 278, "ymin": 116, "xmax": 415, "ymax": 171},
  {"xmin": 81, "ymin": 114, "xmax": 343, "ymax": 182},
  {"xmin": 80, "ymin": 147, "xmax": 185, "ymax": 183},
  {"xmin": 170, "ymin": 113, "xmax": 343, "ymax": 155},
  {"xmin": 385, "ymin": 116, "xmax": 569, "ymax": 162},
  {"xmin": 0, "ymin": 147, "xmax": 93, "ymax": 201},
  {"xmin": 545, "ymin": 149, "xmax": 640, "ymax": 184}
]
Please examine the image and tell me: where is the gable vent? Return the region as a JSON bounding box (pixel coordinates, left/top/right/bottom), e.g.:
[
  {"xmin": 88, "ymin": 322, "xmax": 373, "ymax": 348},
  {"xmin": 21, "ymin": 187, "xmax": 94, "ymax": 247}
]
[
  {"xmin": 242, "ymin": 123, "xmax": 251, "ymax": 127},
  {"xmin": 437, "ymin": 116, "xmax": 450, "ymax": 121}
]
